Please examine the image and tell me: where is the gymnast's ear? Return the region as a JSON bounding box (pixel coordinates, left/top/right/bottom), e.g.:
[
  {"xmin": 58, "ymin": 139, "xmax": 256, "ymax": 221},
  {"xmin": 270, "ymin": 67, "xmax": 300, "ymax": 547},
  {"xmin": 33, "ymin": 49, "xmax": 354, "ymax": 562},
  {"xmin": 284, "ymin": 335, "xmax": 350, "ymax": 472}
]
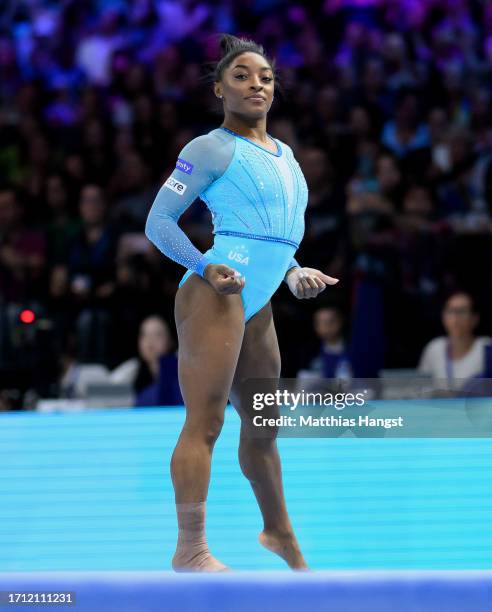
[{"xmin": 214, "ymin": 83, "xmax": 223, "ymax": 99}]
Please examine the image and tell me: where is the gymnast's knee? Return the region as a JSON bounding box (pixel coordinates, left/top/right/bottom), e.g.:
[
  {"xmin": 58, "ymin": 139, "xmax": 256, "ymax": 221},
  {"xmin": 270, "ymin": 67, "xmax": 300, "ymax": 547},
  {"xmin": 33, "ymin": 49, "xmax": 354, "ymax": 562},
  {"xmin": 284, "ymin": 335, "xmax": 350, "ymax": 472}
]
[
  {"xmin": 239, "ymin": 428, "xmax": 279, "ymax": 453},
  {"xmin": 184, "ymin": 412, "xmax": 225, "ymax": 448}
]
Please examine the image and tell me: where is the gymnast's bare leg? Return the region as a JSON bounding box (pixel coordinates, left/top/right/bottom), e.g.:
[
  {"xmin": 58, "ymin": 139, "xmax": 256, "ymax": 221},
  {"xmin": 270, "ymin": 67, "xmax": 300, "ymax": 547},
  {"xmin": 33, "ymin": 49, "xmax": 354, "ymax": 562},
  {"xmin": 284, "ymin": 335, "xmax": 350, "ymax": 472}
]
[
  {"xmin": 229, "ymin": 301, "xmax": 308, "ymax": 570},
  {"xmin": 171, "ymin": 272, "xmax": 245, "ymax": 571}
]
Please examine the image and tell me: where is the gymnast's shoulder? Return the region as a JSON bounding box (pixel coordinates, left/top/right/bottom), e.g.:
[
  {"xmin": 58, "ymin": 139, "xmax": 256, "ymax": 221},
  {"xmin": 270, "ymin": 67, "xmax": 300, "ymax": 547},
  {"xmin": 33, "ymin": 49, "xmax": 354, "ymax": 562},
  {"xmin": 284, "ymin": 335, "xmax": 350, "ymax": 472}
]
[{"xmin": 178, "ymin": 128, "xmax": 235, "ymax": 167}]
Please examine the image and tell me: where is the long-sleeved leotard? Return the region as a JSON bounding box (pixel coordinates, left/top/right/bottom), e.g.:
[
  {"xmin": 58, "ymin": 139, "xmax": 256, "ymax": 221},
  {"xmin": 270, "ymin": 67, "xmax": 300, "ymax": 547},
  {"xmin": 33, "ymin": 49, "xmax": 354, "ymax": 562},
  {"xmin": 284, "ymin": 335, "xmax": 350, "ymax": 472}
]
[
  {"xmin": 145, "ymin": 127, "xmax": 307, "ymax": 322},
  {"xmin": 145, "ymin": 127, "xmax": 307, "ymax": 277}
]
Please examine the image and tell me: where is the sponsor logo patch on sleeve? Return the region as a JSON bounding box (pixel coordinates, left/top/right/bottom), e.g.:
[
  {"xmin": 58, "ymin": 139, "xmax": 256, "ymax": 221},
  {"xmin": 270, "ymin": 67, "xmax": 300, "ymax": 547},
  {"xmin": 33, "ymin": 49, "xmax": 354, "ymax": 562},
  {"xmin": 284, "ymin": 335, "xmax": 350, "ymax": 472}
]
[
  {"xmin": 164, "ymin": 176, "xmax": 188, "ymax": 195},
  {"xmin": 176, "ymin": 158, "xmax": 194, "ymax": 175}
]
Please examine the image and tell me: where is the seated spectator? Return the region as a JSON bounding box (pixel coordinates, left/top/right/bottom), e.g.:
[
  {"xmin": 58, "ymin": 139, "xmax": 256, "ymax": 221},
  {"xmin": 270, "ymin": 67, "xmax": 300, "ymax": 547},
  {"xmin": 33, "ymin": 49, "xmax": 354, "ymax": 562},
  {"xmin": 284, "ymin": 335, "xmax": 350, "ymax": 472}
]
[
  {"xmin": 67, "ymin": 184, "xmax": 118, "ymax": 364},
  {"xmin": 110, "ymin": 315, "xmax": 182, "ymax": 406},
  {"xmin": 109, "ymin": 150, "xmax": 158, "ymax": 230},
  {"xmin": 43, "ymin": 173, "xmax": 81, "ymax": 265},
  {"xmin": 396, "ymin": 184, "xmax": 446, "ymax": 294},
  {"xmin": 418, "ymin": 291, "xmax": 492, "ymax": 387},
  {"xmin": 308, "ymin": 306, "xmax": 352, "ymax": 378},
  {"xmin": 68, "ymin": 184, "xmax": 117, "ymax": 306},
  {"xmin": 381, "ymin": 90, "xmax": 429, "ymax": 159}
]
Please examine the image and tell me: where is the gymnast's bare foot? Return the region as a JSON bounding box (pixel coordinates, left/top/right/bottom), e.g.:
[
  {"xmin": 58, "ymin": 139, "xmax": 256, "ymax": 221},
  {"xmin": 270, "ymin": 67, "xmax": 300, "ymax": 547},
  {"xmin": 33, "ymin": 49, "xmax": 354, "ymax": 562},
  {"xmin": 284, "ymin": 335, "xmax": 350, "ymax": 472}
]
[
  {"xmin": 172, "ymin": 548, "xmax": 230, "ymax": 572},
  {"xmin": 259, "ymin": 529, "xmax": 309, "ymax": 570}
]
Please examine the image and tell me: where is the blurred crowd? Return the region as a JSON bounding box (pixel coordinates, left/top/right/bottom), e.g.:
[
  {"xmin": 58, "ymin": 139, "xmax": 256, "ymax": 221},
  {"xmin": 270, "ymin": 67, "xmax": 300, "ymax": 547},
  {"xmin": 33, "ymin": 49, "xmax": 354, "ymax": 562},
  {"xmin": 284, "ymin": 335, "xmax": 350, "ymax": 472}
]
[{"xmin": 1, "ymin": 0, "xmax": 492, "ymax": 408}]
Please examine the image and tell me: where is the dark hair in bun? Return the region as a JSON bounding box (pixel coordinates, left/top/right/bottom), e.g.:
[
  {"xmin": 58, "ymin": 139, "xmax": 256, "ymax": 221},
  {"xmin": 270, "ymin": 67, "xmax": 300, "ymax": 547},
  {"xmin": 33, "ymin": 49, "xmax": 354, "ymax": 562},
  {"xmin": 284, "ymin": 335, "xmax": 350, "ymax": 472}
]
[{"xmin": 213, "ymin": 33, "xmax": 276, "ymax": 82}]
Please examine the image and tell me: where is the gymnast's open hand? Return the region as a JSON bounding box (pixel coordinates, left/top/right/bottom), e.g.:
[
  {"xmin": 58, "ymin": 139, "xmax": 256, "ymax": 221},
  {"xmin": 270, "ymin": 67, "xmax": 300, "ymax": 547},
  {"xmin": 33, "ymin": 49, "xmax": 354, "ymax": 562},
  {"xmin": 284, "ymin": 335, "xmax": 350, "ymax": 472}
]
[
  {"xmin": 204, "ymin": 263, "xmax": 246, "ymax": 294},
  {"xmin": 285, "ymin": 266, "xmax": 339, "ymax": 299}
]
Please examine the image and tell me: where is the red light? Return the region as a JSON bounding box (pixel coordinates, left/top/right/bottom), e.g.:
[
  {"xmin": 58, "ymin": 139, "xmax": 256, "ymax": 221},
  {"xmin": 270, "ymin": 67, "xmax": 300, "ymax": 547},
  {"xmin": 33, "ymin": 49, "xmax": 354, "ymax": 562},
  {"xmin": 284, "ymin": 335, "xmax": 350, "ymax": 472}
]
[{"xmin": 20, "ymin": 309, "xmax": 36, "ymax": 324}]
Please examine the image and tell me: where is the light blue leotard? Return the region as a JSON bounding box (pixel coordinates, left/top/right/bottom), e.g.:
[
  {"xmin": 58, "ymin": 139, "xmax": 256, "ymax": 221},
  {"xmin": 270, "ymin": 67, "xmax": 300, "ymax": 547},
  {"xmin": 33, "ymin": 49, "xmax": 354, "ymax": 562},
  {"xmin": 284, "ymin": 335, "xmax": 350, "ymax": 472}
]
[{"xmin": 145, "ymin": 126, "xmax": 308, "ymax": 322}]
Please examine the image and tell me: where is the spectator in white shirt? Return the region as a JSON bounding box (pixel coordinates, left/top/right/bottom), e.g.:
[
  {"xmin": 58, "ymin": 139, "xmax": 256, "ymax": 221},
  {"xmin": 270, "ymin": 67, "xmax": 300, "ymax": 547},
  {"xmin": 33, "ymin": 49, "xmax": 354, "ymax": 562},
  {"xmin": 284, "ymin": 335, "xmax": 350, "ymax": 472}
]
[{"xmin": 418, "ymin": 291, "xmax": 492, "ymax": 387}]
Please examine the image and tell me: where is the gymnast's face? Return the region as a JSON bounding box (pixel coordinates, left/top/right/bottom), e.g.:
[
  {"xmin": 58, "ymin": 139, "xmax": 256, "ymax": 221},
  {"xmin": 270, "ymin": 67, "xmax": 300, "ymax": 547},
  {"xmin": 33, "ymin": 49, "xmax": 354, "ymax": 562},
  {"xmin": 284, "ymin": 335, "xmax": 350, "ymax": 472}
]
[{"xmin": 214, "ymin": 52, "xmax": 274, "ymax": 119}]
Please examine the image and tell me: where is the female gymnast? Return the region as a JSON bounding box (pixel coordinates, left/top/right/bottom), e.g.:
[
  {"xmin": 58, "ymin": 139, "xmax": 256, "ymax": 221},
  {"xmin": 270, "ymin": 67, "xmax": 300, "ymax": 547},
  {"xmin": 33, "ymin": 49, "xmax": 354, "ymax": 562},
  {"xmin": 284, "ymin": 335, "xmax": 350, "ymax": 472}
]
[{"xmin": 145, "ymin": 34, "xmax": 338, "ymax": 572}]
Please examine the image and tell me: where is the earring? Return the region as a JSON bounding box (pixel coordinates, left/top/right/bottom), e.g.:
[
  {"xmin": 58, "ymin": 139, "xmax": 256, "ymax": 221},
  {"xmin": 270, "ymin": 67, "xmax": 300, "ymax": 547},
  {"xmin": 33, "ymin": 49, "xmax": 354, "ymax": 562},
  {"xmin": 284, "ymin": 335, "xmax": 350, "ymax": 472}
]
[{"xmin": 218, "ymin": 95, "xmax": 223, "ymax": 99}]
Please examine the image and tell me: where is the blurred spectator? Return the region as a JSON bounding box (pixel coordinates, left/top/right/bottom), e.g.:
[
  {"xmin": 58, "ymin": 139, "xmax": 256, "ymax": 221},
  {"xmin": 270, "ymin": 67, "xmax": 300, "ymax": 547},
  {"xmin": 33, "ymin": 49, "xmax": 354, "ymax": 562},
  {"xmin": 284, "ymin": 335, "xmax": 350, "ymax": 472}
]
[
  {"xmin": 43, "ymin": 173, "xmax": 81, "ymax": 265},
  {"xmin": 109, "ymin": 150, "xmax": 158, "ymax": 229},
  {"xmin": 110, "ymin": 315, "xmax": 182, "ymax": 406},
  {"xmin": 395, "ymin": 184, "xmax": 445, "ymax": 297},
  {"xmin": 308, "ymin": 306, "xmax": 352, "ymax": 379},
  {"xmin": 418, "ymin": 292, "xmax": 492, "ymax": 387},
  {"xmin": 107, "ymin": 243, "xmax": 166, "ymax": 364},
  {"xmin": 75, "ymin": 9, "xmax": 126, "ymax": 87},
  {"xmin": 68, "ymin": 184, "xmax": 117, "ymax": 305},
  {"xmin": 68, "ymin": 184, "xmax": 118, "ymax": 363},
  {"xmin": 381, "ymin": 89, "xmax": 429, "ymax": 159},
  {"xmin": 298, "ymin": 147, "xmax": 345, "ymax": 271}
]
